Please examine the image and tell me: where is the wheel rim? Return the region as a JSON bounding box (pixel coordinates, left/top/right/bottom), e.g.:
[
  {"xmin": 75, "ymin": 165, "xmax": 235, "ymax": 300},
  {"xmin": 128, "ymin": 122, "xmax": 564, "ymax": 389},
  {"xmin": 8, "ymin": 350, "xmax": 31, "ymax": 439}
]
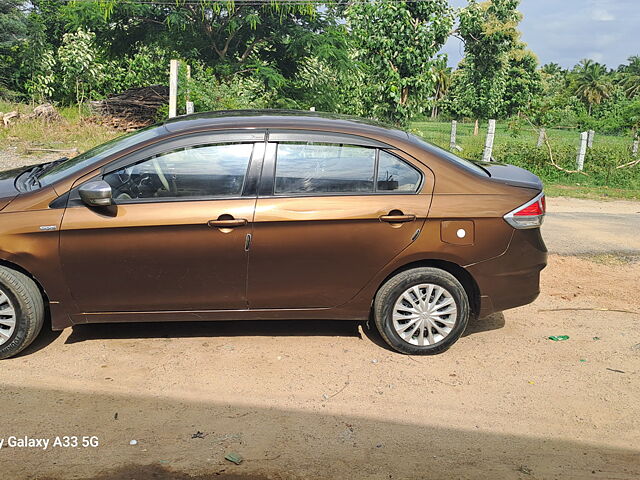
[
  {"xmin": 392, "ymin": 283, "xmax": 458, "ymax": 346},
  {"xmin": 0, "ymin": 287, "xmax": 17, "ymax": 346}
]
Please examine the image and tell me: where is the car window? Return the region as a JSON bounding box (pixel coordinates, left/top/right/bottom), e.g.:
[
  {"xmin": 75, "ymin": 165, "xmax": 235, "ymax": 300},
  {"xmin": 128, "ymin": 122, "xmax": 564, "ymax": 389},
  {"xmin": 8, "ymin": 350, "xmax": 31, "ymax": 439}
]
[
  {"xmin": 274, "ymin": 143, "xmax": 375, "ymax": 194},
  {"xmin": 103, "ymin": 143, "xmax": 253, "ymax": 201},
  {"xmin": 377, "ymin": 151, "xmax": 421, "ymax": 192}
]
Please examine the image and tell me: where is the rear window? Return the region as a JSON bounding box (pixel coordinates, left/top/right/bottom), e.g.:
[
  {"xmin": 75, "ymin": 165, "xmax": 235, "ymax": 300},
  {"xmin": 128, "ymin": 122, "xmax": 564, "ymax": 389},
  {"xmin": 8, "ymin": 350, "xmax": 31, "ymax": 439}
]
[
  {"xmin": 377, "ymin": 151, "xmax": 421, "ymax": 192},
  {"xmin": 408, "ymin": 133, "xmax": 489, "ymax": 176},
  {"xmin": 275, "ymin": 143, "xmax": 376, "ymax": 194}
]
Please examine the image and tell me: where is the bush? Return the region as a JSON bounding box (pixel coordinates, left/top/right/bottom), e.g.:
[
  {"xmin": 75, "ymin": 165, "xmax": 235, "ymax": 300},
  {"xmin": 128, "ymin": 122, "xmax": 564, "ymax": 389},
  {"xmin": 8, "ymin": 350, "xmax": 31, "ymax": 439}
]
[
  {"xmin": 22, "ymin": 29, "xmax": 173, "ymax": 105},
  {"xmin": 181, "ymin": 66, "xmax": 276, "ymax": 113},
  {"xmin": 97, "ymin": 45, "xmax": 172, "ymax": 96}
]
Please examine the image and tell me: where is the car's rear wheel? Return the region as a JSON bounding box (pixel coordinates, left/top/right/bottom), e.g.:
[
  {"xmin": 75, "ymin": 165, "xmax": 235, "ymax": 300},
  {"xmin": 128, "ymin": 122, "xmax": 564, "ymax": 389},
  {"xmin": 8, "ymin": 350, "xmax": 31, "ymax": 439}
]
[
  {"xmin": 0, "ymin": 267, "xmax": 45, "ymax": 360},
  {"xmin": 374, "ymin": 267, "xmax": 469, "ymax": 355}
]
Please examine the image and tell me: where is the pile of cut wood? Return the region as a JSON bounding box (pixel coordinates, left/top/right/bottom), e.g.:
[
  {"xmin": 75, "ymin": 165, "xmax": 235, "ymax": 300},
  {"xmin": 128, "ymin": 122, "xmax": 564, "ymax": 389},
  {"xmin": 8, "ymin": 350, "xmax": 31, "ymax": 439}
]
[
  {"xmin": 31, "ymin": 103, "xmax": 61, "ymax": 122},
  {"xmin": 90, "ymin": 85, "xmax": 169, "ymax": 131}
]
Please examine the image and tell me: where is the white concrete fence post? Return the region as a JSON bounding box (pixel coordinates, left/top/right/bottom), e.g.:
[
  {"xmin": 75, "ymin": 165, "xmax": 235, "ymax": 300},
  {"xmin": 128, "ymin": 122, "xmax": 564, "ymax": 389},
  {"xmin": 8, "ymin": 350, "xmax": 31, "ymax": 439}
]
[
  {"xmin": 169, "ymin": 59, "xmax": 178, "ymax": 118},
  {"xmin": 633, "ymin": 138, "xmax": 639, "ymax": 157},
  {"xmin": 537, "ymin": 128, "xmax": 546, "ymax": 148},
  {"xmin": 185, "ymin": 64, "xmax": 194, "ymax": 115},
  {"xmin": 482, "ymin": 119, "xmax": 496, "ymax": 162},
  {"xmin": 450, "ymin": 120, "xmax": 457, "ymax": 150},
  {"xmin": 587, "ymin": 129, "xmax": 595, "ymax": 149},
  {"xmin": 577, "ymin": 131, "xmax": 588, "ymax": 171}
]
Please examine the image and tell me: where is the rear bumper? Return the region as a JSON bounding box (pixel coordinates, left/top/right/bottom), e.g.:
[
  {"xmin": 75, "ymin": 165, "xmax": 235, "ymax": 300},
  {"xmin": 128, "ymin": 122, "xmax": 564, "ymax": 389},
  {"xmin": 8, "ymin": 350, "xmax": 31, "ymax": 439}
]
[{"xmin": 466, "ymin": 228, "xmax": 547, "ymax": 318}]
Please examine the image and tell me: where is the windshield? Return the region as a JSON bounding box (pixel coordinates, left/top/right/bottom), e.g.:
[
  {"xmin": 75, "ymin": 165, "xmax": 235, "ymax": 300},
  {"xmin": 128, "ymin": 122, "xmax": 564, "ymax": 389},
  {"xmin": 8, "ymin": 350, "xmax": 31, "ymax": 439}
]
[
  {"xmin": 407, "ymin": 133, "xmax": 489, "ymax": 176},
  {"xmin": 37, "ymin": 125, "xmax": 167, "ymax": 187}
]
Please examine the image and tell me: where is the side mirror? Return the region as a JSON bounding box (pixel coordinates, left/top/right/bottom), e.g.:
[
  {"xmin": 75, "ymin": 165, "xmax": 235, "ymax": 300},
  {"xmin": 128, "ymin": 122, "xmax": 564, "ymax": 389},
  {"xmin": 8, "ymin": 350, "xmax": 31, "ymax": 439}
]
[{"xmin": 79, "ymin": 180, "xmax": 112, "ymax": 207}]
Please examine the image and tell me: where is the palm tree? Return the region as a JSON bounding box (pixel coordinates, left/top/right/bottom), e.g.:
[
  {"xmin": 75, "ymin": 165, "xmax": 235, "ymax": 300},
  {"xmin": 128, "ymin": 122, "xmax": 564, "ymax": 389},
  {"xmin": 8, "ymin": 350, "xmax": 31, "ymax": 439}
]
[
  {"xmin": 541, "ymin": 62, "xmax": 563, "ymax": 76},
  {"xmin": 430, "ymin": 64, "xmax": 452, "ymax": 118},
  {"xmin": 572, "ymin": 59, "xmax": 613, "ymax": 114},
  {"xmin": 621, "ymin": 55, "xmax": 640, "ymax": 98}
]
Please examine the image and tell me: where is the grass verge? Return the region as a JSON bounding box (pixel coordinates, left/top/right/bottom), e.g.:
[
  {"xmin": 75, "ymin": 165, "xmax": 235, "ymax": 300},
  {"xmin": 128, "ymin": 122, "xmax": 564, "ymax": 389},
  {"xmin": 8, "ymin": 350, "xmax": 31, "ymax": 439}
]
[
  {"xmin": 544, "ymin": 183, "xmax": 640, "ymax": 201},
  {"xmin": 0, "ymin": 101, "xmax": 118, "ymax": 158}
]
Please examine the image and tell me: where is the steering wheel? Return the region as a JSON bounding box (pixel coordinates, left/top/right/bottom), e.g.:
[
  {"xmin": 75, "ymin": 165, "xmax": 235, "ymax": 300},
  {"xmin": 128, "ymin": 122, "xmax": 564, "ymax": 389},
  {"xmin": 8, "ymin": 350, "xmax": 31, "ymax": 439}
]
[{"xmin": 115, "ymin": 167, "xmax": 132, "ymax": 185}]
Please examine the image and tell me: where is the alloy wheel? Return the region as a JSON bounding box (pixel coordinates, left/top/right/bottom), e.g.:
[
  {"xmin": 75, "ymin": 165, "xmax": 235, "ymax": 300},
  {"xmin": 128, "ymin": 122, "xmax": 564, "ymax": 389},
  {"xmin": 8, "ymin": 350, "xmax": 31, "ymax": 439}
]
[{"xmin": 392, "ymin": 283, "xmax": 458, "ymax": 346}]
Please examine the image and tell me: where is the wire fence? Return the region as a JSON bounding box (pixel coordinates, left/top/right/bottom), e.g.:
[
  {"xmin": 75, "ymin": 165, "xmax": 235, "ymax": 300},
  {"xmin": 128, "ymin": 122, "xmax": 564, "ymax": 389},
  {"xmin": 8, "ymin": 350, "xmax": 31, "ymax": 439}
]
[{"xmin": 411, "ymin": 118, "xmax": 639, "ymax": 167}]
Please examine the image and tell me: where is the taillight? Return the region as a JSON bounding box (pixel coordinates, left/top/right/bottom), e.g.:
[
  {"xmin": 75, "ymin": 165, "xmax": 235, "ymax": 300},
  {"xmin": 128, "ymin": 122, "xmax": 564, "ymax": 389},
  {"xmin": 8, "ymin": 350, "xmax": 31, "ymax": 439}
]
[{"xmin": 504, "ymin": 192, "xmax": 546, "ymax": 229}]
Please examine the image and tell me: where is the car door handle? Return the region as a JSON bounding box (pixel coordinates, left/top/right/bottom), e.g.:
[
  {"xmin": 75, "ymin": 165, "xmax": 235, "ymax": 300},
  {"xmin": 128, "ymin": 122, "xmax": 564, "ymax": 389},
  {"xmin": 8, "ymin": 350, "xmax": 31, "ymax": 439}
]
[
  {"xmin": 207, "ymin": 218, "xmax": 248, "ymax": 228},
  {"xmin": 379, "ymin": 214, "xmax": 416, "ymax": 223}
]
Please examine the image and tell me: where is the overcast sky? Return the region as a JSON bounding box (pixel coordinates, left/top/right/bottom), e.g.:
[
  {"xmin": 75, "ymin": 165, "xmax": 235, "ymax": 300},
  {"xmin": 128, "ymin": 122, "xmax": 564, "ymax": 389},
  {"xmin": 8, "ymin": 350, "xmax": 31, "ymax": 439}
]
[{"xmin": 440, "ymin": 0, "xmax": 640, "ymax": 69}]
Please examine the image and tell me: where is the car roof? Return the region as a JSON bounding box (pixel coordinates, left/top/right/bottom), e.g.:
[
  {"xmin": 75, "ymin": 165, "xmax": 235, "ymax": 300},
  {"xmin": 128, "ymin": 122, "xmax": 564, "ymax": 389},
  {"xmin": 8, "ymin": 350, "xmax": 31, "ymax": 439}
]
[{"xmin": 161, "ymin": 109, "xmax": 411, "ymax": 144}]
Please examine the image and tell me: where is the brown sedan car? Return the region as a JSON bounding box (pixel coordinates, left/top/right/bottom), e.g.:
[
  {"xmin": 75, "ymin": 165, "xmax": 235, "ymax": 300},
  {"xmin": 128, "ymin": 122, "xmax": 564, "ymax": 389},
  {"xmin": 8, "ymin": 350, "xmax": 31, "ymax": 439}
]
[{"xmin": 0, "ymin": 111, "xmax": 547, "ymax": 359}]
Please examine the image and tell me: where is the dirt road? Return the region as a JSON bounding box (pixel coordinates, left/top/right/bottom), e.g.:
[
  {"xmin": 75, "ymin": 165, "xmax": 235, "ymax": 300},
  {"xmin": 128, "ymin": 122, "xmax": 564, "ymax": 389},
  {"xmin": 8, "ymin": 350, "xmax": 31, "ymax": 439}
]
[
  {"xmin": 1, "ymin": 193, "xmax": 639, "ymax": 480},
  {"xmin": 544, "ymin": 197, "xmax": 640, "ymax": 255}
]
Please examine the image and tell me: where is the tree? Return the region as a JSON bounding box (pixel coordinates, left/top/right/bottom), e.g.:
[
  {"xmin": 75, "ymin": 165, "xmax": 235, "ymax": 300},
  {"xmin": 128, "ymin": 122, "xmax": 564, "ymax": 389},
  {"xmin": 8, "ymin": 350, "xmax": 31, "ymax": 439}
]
[
  {"xmin": 619, "ymin": 55, "xmax": 640, "ymax": 99},
  {"xmin": 534, "ymin": 60, "xmax": 576, "ymax": 127},
  {"xmin": 454, "ymin": 0, "xmax": 522, "ymax": 119},
  {"xmin": 0, "ymin": 0, "xmax": 28, "ymax": 91},
  {"xmin": 347, "ymin": 0, "xmax": 453, "ymax": 125},
  {"xmin": 501, "ymin": 43, "xmax": 542, "ymax": 117},
  {"xmin": 430, "ymin": 58, "xmax": 452, "ymax": 118},
  {"xmin": 94, "ymin": 1, "xmax": 353, "ymax": 106},
  {"xmin": 0, "ymin": 0, "xmax": 27, "ymax": 51},
  {"xmin": 541, "ymin": 62, "xmax": 564, "ymax": 76},
  {"xmin": 57, "ymin": 29, "xmax": 101, "ymax": 105},
  {"xmin": 572, "ymin": 59, "xmax": 613, "ymax": 114},
  {"xmin": 7, "ymin": 0, "xmax": 356, "ymax": 108},
  {"xmin": 97, "ymin": 1, "xmax": 321, "ymax": 73}
]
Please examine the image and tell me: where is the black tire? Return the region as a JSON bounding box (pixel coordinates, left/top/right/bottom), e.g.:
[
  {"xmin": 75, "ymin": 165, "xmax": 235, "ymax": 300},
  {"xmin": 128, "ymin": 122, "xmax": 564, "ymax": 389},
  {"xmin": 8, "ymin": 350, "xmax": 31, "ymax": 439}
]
[
  {"xmin": 0, "ymin": 267, "xmax": 45, "ymax": 360},
  {"xmin": 374, "ymin": 267, "xmax": 470, "ymax": 355}
]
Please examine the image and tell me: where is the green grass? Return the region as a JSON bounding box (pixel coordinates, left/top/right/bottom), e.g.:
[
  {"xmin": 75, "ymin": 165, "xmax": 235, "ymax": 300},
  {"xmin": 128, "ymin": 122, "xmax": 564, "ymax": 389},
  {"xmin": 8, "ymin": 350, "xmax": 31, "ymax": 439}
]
[
  {"xmin": 544, "ymin": 183, "xmax": 640, "ymax": 201},
  {"xmin": 0, "ymin": 101, "xmax": 118, "ymax": 158}
]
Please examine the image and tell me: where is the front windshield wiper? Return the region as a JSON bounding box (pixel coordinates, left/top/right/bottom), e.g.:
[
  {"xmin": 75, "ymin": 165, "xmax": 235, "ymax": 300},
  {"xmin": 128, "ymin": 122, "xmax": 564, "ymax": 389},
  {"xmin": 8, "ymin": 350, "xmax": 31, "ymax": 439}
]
[{"xmin": 17, "ymin": 157, "xmax": 69, "ymax": 192}]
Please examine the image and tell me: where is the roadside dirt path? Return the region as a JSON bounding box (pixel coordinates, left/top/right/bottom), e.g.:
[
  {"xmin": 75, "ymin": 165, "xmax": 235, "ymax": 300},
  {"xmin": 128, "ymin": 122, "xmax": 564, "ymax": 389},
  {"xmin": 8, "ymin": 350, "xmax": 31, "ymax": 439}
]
[
  {"xmin": 544, "ymin": 197, "xmax": 640, "ymax": 255},
  {"xmin": 0, "ymin": 151, "xmax": 638, "ymax": 479}
]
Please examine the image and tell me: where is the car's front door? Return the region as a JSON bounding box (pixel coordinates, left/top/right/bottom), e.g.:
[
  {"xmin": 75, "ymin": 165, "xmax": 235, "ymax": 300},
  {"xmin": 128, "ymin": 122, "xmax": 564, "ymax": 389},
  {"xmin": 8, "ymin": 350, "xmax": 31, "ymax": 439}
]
[
  {"xmin": 60, "ymin": 135, "xmax": 264, "ymax": 313},
  {"xmin": 248, "ymin": 133, "xmax": 433, "ymax": 309}
]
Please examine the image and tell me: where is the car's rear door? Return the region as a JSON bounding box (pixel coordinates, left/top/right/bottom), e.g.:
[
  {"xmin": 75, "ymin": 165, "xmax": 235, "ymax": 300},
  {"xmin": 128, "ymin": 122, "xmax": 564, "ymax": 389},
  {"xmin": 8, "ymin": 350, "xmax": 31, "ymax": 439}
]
[
  {"xmin": 248, "ymin": 131, "xmax": 434, "ymax": 309},
  {"xmin": 59, "ymin": 131, "xmax": 265, "ymax": 313}
]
